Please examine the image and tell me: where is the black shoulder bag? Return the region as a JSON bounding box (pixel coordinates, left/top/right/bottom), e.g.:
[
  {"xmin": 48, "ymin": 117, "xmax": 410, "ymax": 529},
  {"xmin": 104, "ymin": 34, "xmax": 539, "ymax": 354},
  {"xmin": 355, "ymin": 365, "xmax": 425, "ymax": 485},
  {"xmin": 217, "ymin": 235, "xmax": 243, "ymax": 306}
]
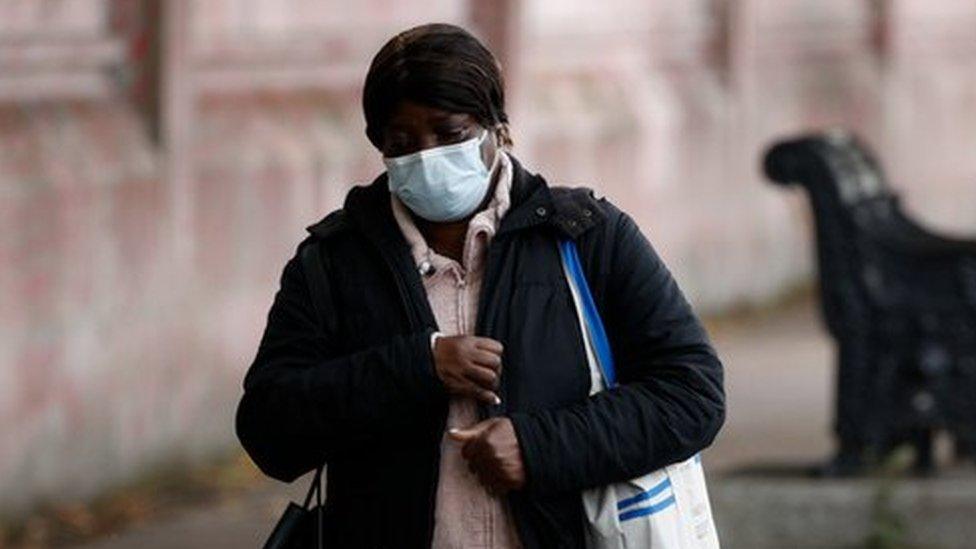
[{"xmin": 262, "ymin": 239, "xmax": 337, "ymax": 548}]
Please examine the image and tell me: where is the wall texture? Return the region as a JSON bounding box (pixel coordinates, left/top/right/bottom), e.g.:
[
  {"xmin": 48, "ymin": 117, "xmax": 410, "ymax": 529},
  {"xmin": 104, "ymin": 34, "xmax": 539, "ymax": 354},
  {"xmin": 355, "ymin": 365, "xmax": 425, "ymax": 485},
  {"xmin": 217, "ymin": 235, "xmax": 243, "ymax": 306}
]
[{"xmin": 1, "ymin": 0, "xmax": 975, "ymax": 518}]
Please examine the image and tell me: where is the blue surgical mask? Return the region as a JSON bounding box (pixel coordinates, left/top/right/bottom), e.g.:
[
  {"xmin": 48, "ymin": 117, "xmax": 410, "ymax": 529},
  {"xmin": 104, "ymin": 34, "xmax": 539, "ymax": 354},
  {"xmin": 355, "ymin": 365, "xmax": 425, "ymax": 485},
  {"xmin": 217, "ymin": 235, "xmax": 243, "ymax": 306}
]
[{"xmin": 384, "ymin": 129, "xmax": 495, "ymax": 222}]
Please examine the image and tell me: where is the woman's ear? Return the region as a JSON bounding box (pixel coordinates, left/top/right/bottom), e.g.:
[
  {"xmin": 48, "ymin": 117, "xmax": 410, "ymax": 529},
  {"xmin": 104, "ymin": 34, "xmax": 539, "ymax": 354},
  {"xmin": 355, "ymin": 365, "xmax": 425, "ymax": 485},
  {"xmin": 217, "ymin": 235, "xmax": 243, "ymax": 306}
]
[{"xmin": 493, "ymin": 122, "xmax": 512, "ymax": 150}]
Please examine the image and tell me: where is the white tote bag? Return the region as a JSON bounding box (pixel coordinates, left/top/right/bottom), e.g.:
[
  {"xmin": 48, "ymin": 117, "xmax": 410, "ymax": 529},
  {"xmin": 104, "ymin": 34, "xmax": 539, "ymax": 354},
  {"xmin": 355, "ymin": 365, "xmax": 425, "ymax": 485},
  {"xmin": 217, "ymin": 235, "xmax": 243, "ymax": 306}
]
[{"xmin": 557, "ymin": 239, "xmax": 720, "ymax": 549}]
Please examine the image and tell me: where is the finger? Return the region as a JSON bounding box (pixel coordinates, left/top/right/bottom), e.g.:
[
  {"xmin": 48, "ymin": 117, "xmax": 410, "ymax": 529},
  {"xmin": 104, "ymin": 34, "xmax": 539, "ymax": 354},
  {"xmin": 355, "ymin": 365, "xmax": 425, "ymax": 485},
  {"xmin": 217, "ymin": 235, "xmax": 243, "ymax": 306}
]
[
  {"xmin": 474, "ymin": 337, "xmax": 504, "ymax": 355},
  {"xmin": 464, "ymin": 365, "xmax": 499, "ymax": 389},
  {"xmin": 459, "ymin": 381, "xmax": 500, "ymax": 405},
  {"xmin": 471, "ymin": 350, "xmax": 502, "ymax": 370},
  {"xmin": 442, "ymin": 377, "xmax": 472, "ymax": 397},
  {"xmin": 449, "ymin": 427, "xmax": 480, "ymax": 443},
  {"xmin": 477, "ymin": 388, "xmax": 501, "ymax": 406},
  {"xmin": 448, "ymin": 420, "xmax": 493, "ymax": 443},
  {"xmin": 461, "ymin": 436, "xmax": 486, "ymax": 462}
]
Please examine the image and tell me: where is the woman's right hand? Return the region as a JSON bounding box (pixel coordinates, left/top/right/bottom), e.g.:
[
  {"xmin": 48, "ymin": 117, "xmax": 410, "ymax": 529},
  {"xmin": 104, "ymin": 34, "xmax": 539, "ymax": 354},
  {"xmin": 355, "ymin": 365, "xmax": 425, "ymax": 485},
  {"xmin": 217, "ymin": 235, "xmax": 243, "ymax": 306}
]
[{"xmin": 432, "ymin": 335, "xmax": 504, "ymax": 405}]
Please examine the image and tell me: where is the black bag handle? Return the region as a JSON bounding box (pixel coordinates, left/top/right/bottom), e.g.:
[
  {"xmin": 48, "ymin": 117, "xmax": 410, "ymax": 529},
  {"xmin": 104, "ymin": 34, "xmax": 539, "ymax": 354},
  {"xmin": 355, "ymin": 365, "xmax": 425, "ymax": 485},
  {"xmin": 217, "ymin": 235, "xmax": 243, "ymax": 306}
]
[
  {"xmin": 301, "ymin": 464, "xmax": 324, "ymax": 509},
  {"xmin": 304, "ymin": 465, "xmax": 324, "ymax": 549},
  {"xmin": 261, "ymin": 465, "xmax": 323, "ymax": 549}
]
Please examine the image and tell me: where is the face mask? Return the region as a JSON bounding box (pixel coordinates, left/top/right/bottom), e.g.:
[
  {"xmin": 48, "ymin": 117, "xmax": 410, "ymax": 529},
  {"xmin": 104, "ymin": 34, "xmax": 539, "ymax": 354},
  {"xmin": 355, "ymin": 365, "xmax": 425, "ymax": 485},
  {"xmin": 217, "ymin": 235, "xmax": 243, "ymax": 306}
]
[{"xmin": 384, "ymin": 129, "xmax": 496, "ymax": 222}]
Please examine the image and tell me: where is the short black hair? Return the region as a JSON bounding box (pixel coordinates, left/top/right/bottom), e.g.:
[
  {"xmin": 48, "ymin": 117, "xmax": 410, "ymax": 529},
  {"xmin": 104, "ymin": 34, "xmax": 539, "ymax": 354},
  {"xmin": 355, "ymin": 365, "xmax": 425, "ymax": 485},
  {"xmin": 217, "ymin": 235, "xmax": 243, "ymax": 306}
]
[{"xmin": 362, "ymin": 23, "xmax": 512, "ymax": 150}]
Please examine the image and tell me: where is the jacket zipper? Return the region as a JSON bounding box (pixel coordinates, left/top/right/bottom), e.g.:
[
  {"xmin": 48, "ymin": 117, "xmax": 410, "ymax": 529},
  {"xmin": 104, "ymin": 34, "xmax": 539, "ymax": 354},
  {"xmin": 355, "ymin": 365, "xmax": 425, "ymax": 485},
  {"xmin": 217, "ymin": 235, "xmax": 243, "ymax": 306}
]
[
  {"xmin": 474, "ymin": 236, "xmax": 506, "ymax": 421},
  {"xmin": 473, "ymin": 232, "xmax": 536, "ymax": 548}
]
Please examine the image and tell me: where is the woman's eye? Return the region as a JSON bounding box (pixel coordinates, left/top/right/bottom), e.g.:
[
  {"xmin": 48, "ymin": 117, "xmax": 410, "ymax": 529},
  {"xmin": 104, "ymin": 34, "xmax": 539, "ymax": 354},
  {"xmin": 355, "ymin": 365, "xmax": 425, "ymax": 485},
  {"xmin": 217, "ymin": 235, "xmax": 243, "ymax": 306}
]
[{"xmin": 439, "ymin": 129, "xmax": 467, "ymax": 143}]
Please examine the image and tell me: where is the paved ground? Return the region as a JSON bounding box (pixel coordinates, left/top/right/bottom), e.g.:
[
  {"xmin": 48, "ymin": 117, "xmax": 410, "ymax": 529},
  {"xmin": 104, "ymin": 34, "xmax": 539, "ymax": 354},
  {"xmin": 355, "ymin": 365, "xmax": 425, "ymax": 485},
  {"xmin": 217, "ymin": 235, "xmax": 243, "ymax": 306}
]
[
  {"xmin": 705, "ymin": 298, "xmax": 834, "ymax": 471},
  {"xmin": 77, "ymin": 298, "xmax": 838, "ymax": 548},
  {"xmin": 75, "ymin": 480, "xmax": 307, "ymax": 549}
]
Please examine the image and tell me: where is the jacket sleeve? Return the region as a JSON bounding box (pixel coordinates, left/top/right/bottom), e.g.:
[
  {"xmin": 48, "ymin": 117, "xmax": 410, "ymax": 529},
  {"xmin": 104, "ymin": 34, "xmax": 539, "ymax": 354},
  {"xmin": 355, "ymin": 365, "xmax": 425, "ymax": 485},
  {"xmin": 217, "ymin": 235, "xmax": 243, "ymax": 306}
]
[
  {"xmin": 508, "ymin": 203, "xmax": 726, "ymax": 495},
  {"xmin": 235, "ymin": 242, "xmax": 445, "ymax": 483}
]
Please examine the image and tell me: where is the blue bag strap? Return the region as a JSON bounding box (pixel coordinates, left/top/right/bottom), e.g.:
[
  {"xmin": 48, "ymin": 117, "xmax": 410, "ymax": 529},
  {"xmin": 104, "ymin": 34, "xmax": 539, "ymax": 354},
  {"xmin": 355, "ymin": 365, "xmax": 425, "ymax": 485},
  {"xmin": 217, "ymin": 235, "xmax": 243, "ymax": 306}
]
[
  {"xmin": 559, "ymin": 239, "xmax": 617, "ymax": 388},
  {"xmin": 560, "ymin": 238, "xmax": 706, "ymax": 466}
]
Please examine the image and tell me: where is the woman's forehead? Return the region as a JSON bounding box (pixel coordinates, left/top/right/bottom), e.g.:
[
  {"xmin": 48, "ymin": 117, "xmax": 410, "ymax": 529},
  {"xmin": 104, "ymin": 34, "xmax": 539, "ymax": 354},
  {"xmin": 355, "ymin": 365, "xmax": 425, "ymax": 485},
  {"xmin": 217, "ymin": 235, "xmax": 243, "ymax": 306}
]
[{"xmin": 386, "ymin": 100, "xmax": 477, "ymax": 129}]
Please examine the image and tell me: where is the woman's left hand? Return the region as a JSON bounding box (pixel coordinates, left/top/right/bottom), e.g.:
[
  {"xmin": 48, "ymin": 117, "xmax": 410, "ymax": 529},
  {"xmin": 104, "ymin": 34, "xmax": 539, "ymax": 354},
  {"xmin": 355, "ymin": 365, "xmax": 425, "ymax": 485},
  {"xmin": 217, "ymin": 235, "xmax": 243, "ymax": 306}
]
[{"xmin": 448, "ymin": 417, "xmax": 526, "ymax": 494}]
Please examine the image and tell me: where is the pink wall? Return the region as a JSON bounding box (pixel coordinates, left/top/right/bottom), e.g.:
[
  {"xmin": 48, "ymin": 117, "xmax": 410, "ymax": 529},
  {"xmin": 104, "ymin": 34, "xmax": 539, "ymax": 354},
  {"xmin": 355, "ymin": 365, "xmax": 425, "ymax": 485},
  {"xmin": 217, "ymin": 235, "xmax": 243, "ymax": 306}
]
[{"xmin": 2, "ymin": 0, "xmax": 976, "ymax": 518}]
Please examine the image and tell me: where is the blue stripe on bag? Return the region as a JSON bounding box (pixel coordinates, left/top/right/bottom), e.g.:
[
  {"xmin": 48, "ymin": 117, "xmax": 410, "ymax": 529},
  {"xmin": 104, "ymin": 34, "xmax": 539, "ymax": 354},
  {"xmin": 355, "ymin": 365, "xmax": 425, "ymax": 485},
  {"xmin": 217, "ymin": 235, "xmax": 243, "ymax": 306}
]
[
  {"xmin": 618, "ymin": 495, "xmax": 678, "ymax": 522},
  {"xmin": 615, "ymin": 478, "xmax": 672, "ymax": 511},
  {"xmin": 559, "ymin": 239, "xmax": 616, "ymax": 388}
]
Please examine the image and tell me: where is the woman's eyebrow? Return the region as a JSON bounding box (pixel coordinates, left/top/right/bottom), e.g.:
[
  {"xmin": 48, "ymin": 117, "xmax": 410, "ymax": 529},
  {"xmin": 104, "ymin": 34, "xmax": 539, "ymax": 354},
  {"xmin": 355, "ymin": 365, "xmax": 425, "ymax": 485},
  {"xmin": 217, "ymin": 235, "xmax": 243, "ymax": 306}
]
[
  {"xmin": 433, "ymin": 121, "xmax": 468, "ymax": 130},
  {"xmin": 429, "ymin": 112, "xmax": 470, "ymax": 123}
]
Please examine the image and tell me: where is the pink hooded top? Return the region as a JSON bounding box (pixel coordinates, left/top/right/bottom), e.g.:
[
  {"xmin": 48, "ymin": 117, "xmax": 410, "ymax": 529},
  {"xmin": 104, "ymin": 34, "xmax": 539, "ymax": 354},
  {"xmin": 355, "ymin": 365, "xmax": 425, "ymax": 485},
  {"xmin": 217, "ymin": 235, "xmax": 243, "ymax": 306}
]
[{"xmin": 390, "ymin": 149, "xmax": 523, "ymax": 548}]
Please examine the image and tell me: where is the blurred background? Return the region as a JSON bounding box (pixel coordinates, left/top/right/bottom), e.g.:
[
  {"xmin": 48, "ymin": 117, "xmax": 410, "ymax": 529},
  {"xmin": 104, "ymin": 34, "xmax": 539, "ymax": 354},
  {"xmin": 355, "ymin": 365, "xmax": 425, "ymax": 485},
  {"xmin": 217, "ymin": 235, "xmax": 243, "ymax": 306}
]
[{"xmin": 2, "ymin": 0, "xmax": 975, "ymax": 547}]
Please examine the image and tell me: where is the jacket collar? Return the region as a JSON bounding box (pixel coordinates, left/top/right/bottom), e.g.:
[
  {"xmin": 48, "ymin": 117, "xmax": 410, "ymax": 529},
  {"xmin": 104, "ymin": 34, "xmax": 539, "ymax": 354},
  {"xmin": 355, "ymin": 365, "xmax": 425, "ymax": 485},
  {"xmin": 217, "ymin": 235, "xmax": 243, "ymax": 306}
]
[{"xmin": 306, "ymin": 152, "xmax": 604, "ymax": 244}]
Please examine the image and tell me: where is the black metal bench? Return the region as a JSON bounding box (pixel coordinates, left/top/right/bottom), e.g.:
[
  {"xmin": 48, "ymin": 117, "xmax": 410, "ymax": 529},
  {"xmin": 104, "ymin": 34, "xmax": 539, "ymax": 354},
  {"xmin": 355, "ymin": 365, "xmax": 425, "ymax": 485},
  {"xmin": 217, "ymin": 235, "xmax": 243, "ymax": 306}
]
[{"xmin": 763, "ymin": 131, "xmax": 976, "ymax": 475}]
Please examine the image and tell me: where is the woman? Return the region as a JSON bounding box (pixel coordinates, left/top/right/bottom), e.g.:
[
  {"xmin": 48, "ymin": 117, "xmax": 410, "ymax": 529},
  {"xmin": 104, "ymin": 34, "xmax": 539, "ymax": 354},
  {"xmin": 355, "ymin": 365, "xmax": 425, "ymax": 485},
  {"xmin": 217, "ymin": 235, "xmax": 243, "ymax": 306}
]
[{"xmin": 236, "ymin": 23, "xmax": 725, "ymax": 549}]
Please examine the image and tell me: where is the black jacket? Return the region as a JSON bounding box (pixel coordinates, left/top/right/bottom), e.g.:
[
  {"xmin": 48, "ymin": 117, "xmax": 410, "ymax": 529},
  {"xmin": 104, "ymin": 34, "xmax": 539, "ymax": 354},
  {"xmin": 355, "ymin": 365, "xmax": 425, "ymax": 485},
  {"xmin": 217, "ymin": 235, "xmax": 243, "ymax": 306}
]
[{"xmin": 235, "ymin": 154, "xmax": 725, "ymax": 548}]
